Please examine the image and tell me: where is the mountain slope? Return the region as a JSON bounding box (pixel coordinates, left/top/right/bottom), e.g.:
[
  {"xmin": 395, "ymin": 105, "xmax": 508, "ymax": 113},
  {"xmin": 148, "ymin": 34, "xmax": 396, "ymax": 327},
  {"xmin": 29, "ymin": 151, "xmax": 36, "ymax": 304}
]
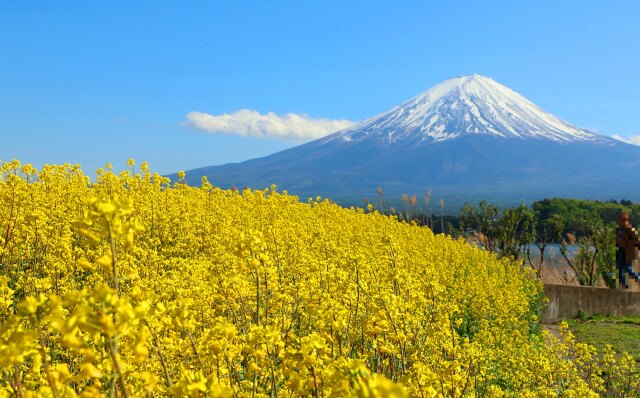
[{"xmin": 183, "ymin": 75, "xmax": 640, "ymax": 206}]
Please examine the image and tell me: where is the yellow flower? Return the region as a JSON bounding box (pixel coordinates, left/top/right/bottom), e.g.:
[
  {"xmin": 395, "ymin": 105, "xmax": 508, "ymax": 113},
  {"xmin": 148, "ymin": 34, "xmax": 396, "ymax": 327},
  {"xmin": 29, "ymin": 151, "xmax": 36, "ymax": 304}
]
[{"xmin": 0, "ymin": 159, "xmax": 636, "ymax": 396}]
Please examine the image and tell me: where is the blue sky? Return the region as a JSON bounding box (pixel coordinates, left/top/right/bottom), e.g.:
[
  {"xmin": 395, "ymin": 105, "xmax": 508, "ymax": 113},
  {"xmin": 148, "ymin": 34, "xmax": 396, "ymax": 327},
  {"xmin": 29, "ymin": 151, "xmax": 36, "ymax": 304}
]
[{"xmin": 1, "ymin": 1, "xmax": 639, "ymax": 175}]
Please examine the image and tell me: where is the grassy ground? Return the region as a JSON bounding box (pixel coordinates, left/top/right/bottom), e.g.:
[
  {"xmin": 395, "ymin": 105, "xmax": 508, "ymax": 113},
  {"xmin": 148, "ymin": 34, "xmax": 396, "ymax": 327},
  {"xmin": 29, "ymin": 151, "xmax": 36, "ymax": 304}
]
[{"xmin": 566, "ymin": 315, "xmax": 640, "ymax": 362}]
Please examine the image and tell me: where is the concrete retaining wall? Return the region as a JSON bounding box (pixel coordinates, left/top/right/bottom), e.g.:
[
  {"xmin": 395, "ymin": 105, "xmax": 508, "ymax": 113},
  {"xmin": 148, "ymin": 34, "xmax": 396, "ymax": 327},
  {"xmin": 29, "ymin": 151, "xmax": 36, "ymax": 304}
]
[{"xmin": 543, "ymin": 284, "xmax": 640, "ymax": 323}]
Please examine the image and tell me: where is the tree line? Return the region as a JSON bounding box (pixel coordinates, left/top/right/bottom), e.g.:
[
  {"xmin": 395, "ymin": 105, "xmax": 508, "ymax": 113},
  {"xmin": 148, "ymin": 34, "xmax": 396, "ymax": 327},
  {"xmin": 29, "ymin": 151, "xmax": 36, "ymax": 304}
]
[{"xmin": 396, "ymin": 198, "xmax": 638, "ymax": 287}]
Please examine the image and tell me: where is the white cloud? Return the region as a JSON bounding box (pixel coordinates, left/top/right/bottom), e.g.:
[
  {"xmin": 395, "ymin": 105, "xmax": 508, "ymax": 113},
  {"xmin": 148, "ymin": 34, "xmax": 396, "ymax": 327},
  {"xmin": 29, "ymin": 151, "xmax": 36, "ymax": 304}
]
[
  {"xmin": 611, "ymin": 134, "xmax": 627, "ymax": 142},
  {"xmin": 611, "ymin": 134, "xmax": 640, "ymax": 146},
  {"xmin": 183, "ymin": 109, "xmax": 356, "ymax": 141}
]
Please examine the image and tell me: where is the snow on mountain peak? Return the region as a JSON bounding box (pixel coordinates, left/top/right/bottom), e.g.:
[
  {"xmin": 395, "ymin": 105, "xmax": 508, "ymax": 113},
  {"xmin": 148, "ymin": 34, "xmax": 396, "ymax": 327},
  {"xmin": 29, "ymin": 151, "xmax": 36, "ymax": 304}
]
[{"xmin": 329, "ymin": 75, "xmax": 606, "ymax": 145}]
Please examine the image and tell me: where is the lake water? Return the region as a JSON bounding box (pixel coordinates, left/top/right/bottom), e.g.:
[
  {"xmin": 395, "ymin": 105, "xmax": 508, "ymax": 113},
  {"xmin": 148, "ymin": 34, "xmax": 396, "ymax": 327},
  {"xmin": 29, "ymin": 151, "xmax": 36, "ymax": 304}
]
[
  {"xmin": 524, "ymin": 243, "xmax": 582, "ymax": 269},
  {"xmin": 472, "ymin": 242, "xmax": 583, "ymax": 268}
]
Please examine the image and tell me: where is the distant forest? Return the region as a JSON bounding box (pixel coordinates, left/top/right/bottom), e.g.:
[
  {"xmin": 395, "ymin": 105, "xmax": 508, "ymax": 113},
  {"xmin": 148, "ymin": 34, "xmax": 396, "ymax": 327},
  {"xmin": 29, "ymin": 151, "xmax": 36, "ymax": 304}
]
[
  {"xmin": 410, "ymin": 198, "xmax": 638, "ymax": 237},
  {"xmin": 531, "ymin": 198, "xmax": 640, "ymax": 237}
]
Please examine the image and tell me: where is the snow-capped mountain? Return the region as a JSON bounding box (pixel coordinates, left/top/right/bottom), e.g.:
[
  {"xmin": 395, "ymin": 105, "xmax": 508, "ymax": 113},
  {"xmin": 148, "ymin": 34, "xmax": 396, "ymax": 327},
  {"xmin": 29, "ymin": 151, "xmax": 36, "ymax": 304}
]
[
  {"xmin": 181, "ymin": 75, "xmax": 640, "ymax": 207},
  {"xmin": 326, "ymin": 74, "xmax": 607, "ymax": 145}
]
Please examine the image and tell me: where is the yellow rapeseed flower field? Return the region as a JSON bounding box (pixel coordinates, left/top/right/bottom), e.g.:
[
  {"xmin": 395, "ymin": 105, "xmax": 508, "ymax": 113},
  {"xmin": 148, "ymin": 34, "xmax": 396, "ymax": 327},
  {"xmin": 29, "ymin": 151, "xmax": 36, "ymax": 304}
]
[{"xmin": 0, "ymin": 160, "xmax": 638, "ymax": 397}]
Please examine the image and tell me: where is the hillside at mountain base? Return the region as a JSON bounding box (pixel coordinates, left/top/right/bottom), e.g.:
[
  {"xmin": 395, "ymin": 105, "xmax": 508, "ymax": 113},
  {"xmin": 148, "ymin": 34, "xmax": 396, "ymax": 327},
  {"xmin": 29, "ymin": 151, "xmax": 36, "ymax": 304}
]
[{"xmin": 183, "ymin": 75, "xmax": 640, "ymax": 207}]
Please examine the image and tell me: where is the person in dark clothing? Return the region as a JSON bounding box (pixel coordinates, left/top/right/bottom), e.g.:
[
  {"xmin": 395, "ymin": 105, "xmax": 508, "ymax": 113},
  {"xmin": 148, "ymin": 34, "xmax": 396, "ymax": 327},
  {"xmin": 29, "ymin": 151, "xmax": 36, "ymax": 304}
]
[{"xmin": 616, "ymin": 213, "xmax": 640, "ymax": 288}]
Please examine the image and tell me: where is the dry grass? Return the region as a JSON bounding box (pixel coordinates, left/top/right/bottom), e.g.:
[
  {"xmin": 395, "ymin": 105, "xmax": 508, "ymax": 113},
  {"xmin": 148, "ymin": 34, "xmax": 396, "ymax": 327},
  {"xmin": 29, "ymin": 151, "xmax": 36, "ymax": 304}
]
[{"xmin": 532, "ymin": 255, "xmax": 640, "ymax": 291}]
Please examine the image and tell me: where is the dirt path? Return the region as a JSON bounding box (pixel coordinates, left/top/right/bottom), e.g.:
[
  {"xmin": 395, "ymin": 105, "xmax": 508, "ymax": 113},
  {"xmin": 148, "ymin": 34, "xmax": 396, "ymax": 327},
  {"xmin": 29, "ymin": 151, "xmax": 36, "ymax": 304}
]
[{"xmin": 542, "ymin": 323, "xmax": 562, "ymax": 340}]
